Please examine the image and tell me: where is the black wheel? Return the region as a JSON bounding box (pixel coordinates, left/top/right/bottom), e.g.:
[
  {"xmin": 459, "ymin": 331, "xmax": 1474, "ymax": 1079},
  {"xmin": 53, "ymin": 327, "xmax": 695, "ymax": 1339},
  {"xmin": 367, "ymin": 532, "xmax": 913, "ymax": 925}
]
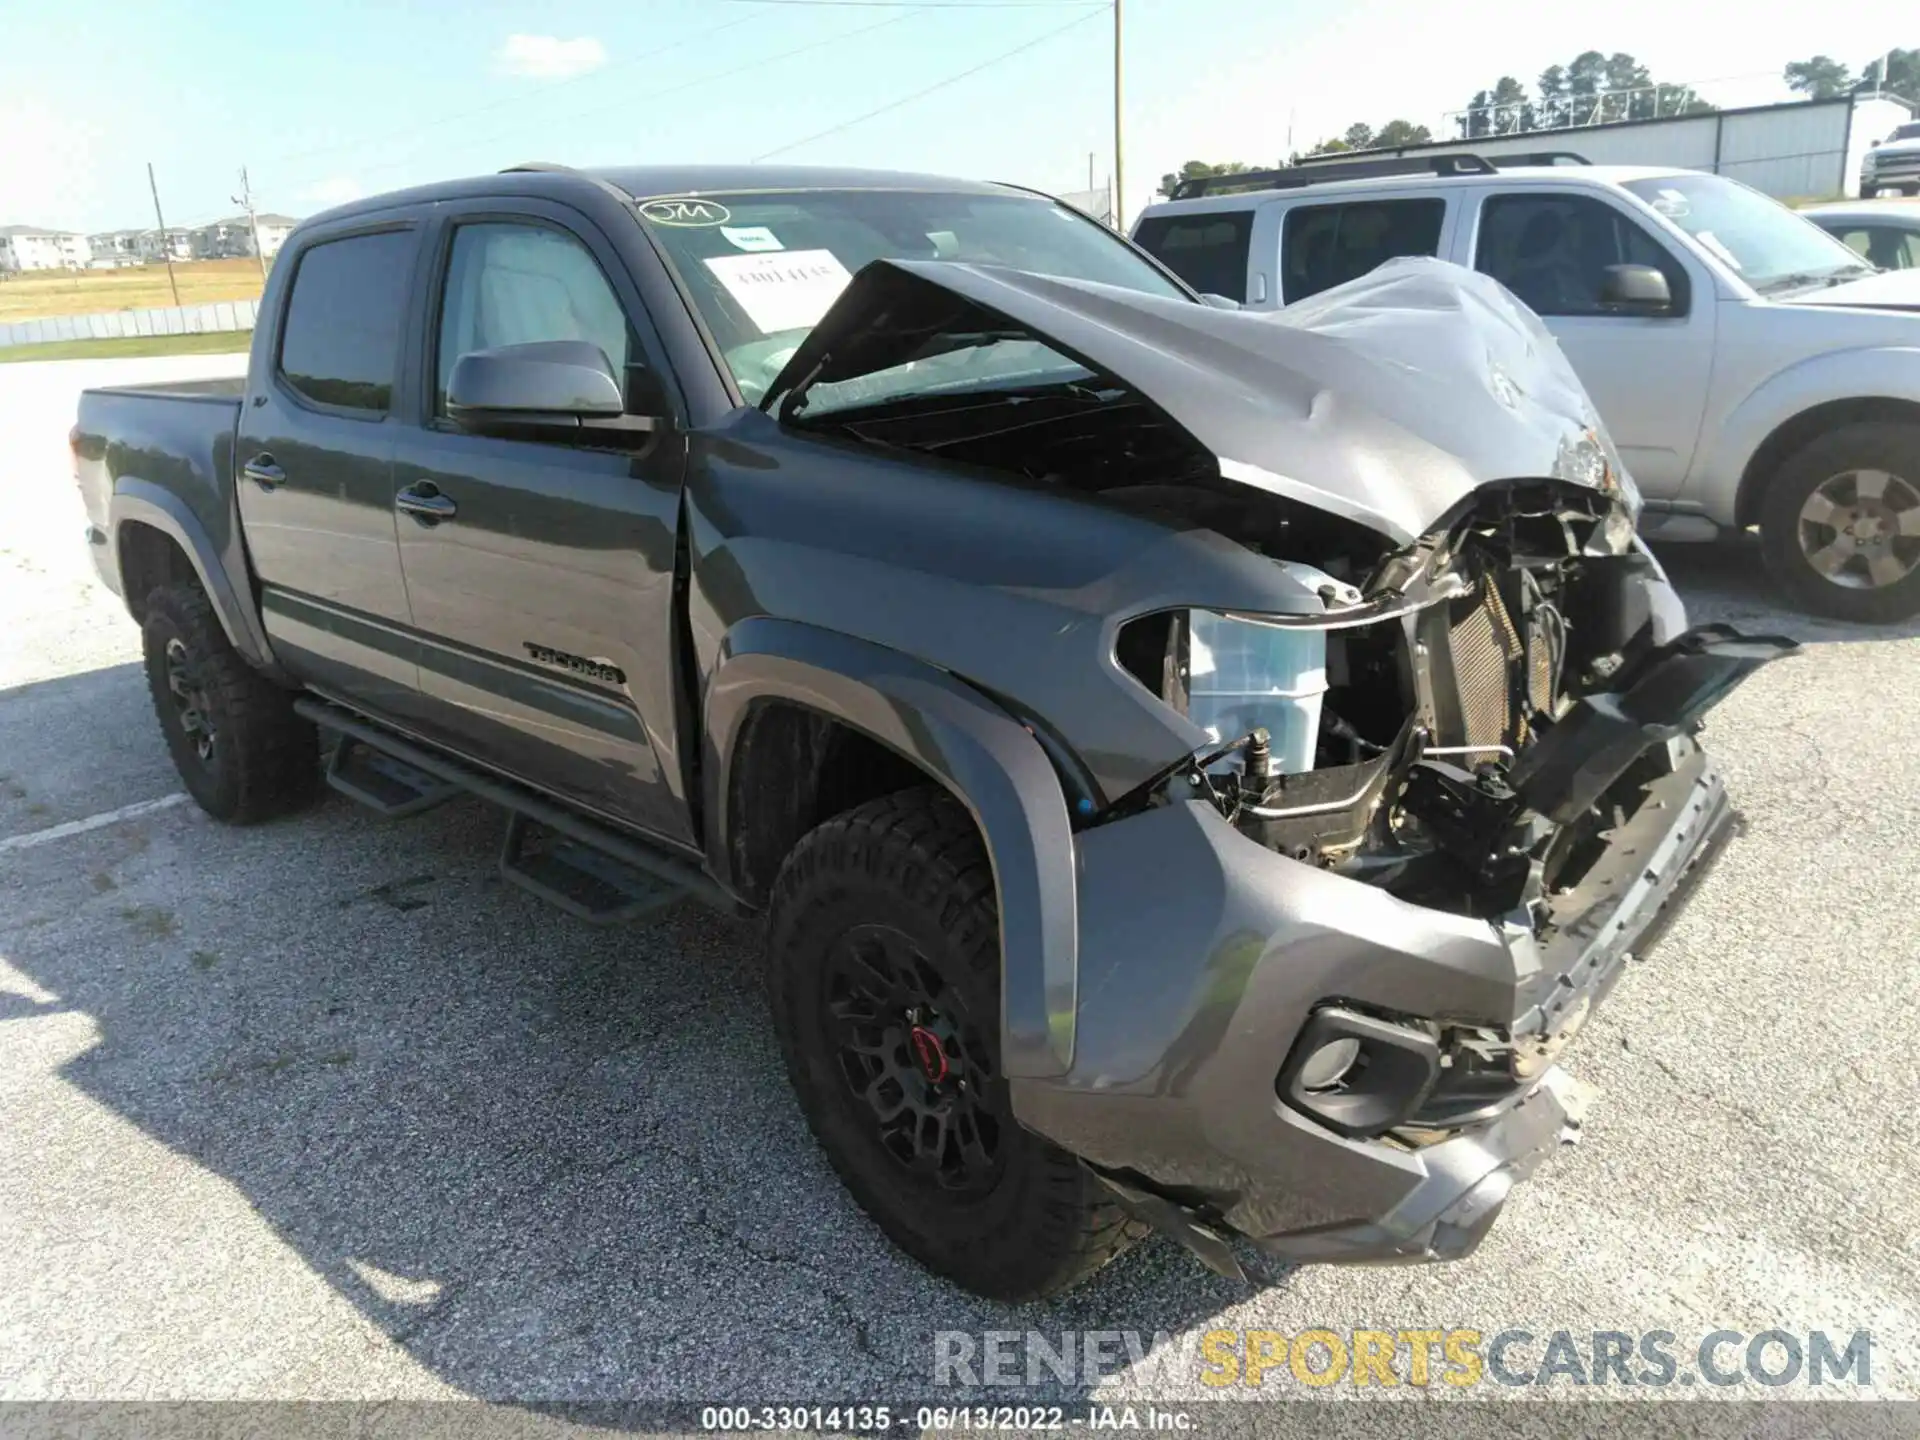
[
  {"xmin": 765, "ymin": 788, "xmax": 1147, "ymax": 1300},
  {"xmin": 1758, "ymin": 422, "xmax": 1920, "ymax": 622},
  {"xmin": 141, "ymin": 582, "xmax": 320, "ymax": 822}
]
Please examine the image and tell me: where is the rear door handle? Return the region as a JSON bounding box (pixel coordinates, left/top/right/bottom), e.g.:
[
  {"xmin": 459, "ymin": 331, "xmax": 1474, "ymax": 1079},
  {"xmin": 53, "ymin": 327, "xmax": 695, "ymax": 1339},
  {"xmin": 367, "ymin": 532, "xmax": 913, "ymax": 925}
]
[
  {"xmin": 395, "ymin": 482, "xmax": 457, "ymax": 523},
  {"xmin": 242, "ymin": 454, "xmax": 286, "ymax": 490}
]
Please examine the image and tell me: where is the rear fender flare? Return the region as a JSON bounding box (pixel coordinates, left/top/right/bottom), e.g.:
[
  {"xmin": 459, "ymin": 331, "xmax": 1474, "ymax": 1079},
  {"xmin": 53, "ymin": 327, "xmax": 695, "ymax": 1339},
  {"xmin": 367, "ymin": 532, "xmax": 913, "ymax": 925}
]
[
  {"xmin": 704, "ymin": 616, "xmax": 1078, "ymax": 1078},
  {"xmin": 110, "ymin": 481, "xmax": 276, "ymax": 671}
]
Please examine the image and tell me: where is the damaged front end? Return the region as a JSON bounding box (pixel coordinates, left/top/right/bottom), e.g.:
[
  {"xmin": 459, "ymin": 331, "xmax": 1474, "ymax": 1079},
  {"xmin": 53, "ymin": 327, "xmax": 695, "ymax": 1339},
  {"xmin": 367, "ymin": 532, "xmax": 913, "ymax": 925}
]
[{"xmin": 765, "ymin": 254, "xmax": 1796, "ymax": 1276}]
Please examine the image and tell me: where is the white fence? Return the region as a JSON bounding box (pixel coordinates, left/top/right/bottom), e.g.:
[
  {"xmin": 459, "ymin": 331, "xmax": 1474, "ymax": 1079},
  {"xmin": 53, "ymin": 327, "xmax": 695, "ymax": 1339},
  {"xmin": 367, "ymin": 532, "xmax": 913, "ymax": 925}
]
[{"xmin": 0, "ymin": 298, "xmax": 258, "ymax": 350}]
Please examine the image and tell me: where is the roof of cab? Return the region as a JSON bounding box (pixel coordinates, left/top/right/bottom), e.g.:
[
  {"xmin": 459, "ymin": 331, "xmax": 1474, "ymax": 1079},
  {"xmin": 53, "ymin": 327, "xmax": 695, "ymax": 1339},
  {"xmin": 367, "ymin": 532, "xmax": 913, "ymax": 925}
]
[{"xmin": 300, "ymin": 163, "xmax": 1026, "ymax": 230}]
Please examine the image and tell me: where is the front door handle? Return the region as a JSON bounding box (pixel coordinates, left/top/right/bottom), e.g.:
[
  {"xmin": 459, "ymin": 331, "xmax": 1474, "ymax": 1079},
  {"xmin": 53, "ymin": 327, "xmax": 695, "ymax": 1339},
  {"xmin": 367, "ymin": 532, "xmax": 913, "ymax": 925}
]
[
  {"xmin": 242, "ymin": 454, "xmax": 286, "ymax": 491},
  {"xmin": 396, "ymin": 482, "xmax": 457, "ymax": 524}
]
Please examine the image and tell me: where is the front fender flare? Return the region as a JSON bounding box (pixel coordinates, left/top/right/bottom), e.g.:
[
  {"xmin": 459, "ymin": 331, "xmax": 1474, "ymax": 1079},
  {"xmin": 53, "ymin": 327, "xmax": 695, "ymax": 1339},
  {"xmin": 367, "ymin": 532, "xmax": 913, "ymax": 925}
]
[
  {"xmin": 1701, "ymin": 346, "xmax": 1920, "ymax": 524},
  {"xmin": 704, "ymin": 616, "xmax": 1078, "ymax": 1078},
  {"xmin": 109, "ymin": 480, "xmax": 277, "ymax": 671}
]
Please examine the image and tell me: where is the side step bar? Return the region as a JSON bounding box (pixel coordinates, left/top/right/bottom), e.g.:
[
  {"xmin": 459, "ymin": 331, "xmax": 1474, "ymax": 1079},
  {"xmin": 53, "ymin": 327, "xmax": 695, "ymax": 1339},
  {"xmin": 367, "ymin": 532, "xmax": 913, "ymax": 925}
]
[
  {"xmin": 295, "ymin": 698, "xmax": 739, "ymax": 919},
  {"xmin": 326, "ymin": 734, "xmax": 463, "ymax": 817}
]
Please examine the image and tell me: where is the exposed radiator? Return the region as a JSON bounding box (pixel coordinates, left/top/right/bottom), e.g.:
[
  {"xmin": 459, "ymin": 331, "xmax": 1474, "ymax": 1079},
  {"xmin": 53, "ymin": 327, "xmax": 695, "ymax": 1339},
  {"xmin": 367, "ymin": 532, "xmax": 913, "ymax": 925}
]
[{"xmin": 1445, "ymin": 578, "xmax": 1526, "ymax": 753}]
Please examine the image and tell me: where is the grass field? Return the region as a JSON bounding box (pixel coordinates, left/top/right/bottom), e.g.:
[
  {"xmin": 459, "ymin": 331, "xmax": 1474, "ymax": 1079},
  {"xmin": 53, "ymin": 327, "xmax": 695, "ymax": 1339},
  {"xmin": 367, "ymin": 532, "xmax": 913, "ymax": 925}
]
[
  {"xmin": 0, "ymin": 259, "xmax": 267, "ymax": 323},
  {"xmin": 0, "ymin": 331, "xmax": 252, "ymax": 364}
]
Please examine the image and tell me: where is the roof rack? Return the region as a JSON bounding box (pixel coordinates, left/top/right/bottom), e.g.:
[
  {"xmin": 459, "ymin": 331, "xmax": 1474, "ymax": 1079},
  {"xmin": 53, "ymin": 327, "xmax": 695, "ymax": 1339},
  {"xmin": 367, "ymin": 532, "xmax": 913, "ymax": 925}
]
[
  {"xmin": 1169, "ymin": 153, "xmax": 1497, "ymax": 200},
  {"xmin": 1484, "ymin": 150, "xmax": 1592, "ymax": 168}
]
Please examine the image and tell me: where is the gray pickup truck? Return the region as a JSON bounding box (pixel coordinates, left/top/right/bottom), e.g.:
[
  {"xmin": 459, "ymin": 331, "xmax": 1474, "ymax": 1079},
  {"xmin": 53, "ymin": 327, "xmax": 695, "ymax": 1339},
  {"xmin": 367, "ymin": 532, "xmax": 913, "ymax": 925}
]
[{"xmin": 73, "ymin": 162, "xmax": 1789, "ymax": 1299}]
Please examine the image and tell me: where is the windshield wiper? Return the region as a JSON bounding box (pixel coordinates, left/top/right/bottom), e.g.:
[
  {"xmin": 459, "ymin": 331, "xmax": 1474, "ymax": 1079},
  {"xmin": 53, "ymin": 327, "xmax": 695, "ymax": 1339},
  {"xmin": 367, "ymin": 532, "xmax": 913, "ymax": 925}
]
[{"xmin": 1761, "ymin": 266, "xmax": 1873, "ymax": 295}]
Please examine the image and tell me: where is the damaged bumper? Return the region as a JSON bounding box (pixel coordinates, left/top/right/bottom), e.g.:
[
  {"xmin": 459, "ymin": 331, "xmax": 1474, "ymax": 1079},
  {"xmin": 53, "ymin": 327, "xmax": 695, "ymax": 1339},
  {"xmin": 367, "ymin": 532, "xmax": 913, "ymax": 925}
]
[{"xmin": 1010, "ymin": 719, "xmax": 1746, "ymax": 1276}]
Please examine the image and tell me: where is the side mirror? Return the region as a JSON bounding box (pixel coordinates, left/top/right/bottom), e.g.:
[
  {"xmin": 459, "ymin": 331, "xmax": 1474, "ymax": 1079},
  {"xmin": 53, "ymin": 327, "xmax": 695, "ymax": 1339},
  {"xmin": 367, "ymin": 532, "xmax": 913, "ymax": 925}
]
[
  {"xmin": 1869, "ymin": 139, "xmax": 1881, "ymax": 149},
  {"xmin": 1599, "ymin": 263, "xmax": 1673, "ymax": 315},
  {"xmin": 447, "ymin": 340, "xmax": 635, "ymax": 435}
]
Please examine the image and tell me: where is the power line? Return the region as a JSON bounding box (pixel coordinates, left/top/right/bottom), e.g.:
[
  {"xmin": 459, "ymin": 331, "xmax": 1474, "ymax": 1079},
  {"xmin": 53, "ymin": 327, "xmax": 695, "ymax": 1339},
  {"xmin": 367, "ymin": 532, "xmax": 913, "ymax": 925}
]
[{"xmin": 754, "ymin": 5, "xmax": 1106, "ymax": 161}]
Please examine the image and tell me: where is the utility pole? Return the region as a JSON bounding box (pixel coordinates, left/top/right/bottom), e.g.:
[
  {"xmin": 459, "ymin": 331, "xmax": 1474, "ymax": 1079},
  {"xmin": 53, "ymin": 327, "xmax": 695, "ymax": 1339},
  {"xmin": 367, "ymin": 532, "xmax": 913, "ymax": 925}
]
[
  {"xmin": 233, "ymin": 166, "xmax": 267, "ymax": 279},
  {"xmin": 1111, "ymin": 0, "xmax": 1125, "ymax": 233},
  {"xmin": 146, "ymin": 162, "xmax": 181, "ymax": 306}
]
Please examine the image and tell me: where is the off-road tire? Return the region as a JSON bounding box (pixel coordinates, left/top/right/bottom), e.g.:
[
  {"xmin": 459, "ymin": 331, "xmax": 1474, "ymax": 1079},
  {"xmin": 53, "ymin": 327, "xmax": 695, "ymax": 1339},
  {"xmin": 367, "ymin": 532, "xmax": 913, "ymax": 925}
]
[
  {"xmin": 141, "ymin": 582, "xmax": 320, "ymax": 822},
  {"xmin": 765, "ymin": 787, "xmax": 1148, "ymax": 1300},
  {"xmin": 1758, "ymin": 421, "xmax": 1920, "ymax": 623}
]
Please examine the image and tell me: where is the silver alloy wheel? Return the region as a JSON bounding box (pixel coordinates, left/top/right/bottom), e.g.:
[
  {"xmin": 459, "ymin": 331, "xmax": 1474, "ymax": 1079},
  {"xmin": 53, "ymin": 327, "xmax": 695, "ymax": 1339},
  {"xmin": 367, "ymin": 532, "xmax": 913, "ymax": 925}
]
[
  {"xmin": 1796, "ymin": 468, "xmax": 1920, "ymax": 590},
  {"xmin": 164, "ymin": 636, "xmax": 217, "ymax": 763}
]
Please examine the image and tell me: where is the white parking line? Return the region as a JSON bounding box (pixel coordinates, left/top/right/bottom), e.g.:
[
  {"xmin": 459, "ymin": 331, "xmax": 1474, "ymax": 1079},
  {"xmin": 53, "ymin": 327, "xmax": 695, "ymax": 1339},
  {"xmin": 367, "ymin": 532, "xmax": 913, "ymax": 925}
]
[{"xmin": 0, "ymin": 793, "xmax": 189, "ymax": 856}]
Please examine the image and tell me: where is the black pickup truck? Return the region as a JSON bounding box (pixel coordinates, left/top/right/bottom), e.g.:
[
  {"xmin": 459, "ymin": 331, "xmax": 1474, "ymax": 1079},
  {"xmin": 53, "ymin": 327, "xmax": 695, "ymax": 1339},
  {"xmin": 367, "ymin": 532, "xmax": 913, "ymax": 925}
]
[{"xmin": 73, "ymin": 162, "xmax": 1790, "ymax": 1299}]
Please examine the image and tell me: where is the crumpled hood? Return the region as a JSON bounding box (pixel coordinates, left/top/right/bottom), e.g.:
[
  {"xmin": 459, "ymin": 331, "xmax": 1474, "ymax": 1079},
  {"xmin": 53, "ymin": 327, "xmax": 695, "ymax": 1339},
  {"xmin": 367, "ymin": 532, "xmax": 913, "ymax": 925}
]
[
  {"xmin": 1788, "ymin": 266, "xmax": 1920, "ymax": 313},
  {"xmin": 767, "ymin": 255, "xmax": 1633, "ymax": 543}
]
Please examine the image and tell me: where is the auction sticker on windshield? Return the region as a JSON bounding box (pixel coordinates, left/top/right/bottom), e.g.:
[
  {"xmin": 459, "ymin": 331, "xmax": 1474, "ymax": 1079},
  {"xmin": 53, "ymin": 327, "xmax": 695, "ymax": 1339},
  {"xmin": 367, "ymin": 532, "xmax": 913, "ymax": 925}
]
[{"xmin": 704, "ymin": 249, "xmax": 854, "ymax": 334}]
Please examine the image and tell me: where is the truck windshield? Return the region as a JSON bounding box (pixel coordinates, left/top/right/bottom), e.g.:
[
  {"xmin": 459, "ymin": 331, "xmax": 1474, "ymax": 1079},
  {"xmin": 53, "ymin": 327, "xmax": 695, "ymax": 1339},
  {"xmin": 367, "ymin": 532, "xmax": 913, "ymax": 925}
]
[
  {"xmin": 1620, "ymin": 174, "xmax": 1873, "ymax": 293},
  {"xmin": 637, "ymin": 189, "xmax": 1185, "ymax": 403}
]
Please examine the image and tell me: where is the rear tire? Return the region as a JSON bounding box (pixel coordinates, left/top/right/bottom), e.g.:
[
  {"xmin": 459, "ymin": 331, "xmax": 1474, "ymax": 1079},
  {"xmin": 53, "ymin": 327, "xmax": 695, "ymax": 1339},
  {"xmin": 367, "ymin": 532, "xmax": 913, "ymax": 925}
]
[
  {"xmin": 764, "ymin": 787, "xmax": 1147, "ymax": 1300},
  {"xmin": 141, "ymin": 582, "xmax": 320, "ymax": 822},
  {"xmin": 1758, "ymin": 421, "xmax": 1920, "ymax": 623}
]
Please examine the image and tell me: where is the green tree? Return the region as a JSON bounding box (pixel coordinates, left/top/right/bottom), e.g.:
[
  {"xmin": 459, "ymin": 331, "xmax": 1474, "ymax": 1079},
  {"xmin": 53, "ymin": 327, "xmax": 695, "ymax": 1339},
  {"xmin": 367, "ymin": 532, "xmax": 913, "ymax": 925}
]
[
  {"xmin": 1604, "ymin": 52, "xmax": 1654, "ymax": 118},
  {"xmin": 1537, "ymin": 64, "xmax": 1569, "ymax": 126},
  {"xmin": 1489, "ymin": 75, "xmax": 1531, "ymax": 133},
  {"xmin": 1155, "ymin": 160, "xmax": 1255, "ymax": 198},
  {"xmin": 1856, "ymin": 48, "xmax": 1918, "ymax": 100},
  {"xmin": 1373, "ymin": 118, "xmax": 1434, "ymax": 148},
  {"xmin": 1566, "ymin": 50, "xmax": 1608, "ymax": 119},
  {"xmin": 1342, "ymin": 123, "xmax": 1375, "ymax": 150},
  {"xmin": 1784, "ymin": 55, "xmax": 1854, "ymax": 100},
  {"xmin": 1459, "ymin": 88, "xmax": 1493, "ymax": 138}
]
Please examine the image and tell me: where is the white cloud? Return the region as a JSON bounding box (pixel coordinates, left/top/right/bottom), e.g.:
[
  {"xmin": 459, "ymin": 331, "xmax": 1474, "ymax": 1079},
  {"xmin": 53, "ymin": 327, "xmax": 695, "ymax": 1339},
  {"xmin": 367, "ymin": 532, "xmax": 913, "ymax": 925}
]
[
  {"xmin": 300, "ymin": 176, "xmax": 364, "ymax": 208},
  {"xmin": 493, "ymin": 34, "xmax": 607, "ymax": 80}
]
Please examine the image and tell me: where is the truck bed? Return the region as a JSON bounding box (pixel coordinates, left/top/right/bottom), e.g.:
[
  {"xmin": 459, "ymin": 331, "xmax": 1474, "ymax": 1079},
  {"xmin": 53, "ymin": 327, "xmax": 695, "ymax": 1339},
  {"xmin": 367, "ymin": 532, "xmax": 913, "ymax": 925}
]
[{"xmin": 73, "ymin": 383, "xmax": 246, "ymax": 600}]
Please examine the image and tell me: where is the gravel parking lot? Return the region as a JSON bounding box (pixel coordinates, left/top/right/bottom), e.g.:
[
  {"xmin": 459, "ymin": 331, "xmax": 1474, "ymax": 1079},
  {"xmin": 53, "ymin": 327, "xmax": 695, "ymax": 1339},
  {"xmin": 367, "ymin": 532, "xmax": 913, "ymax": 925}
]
[{"xmin": 3, "ymin": 356, "xmax": 1918, "ymax": 1417}]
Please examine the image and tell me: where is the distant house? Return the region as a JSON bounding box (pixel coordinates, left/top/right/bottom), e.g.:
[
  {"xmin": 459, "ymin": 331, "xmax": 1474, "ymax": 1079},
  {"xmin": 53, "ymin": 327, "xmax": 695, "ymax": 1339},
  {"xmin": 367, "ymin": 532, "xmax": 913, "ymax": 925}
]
[
  {"xmin": 0, "ymin": 224, "xmax": 90, "ymax": 272},
  {"xmin": 88, "ymin": 229, "xmax": 146, "ymax": 267},
  {"xmin": 135, "ymin": 228, "xmax": 195, "ymax": 264},
  {"xmin": 190, "ymin": 213, "xmax": 300, "ymax": 261}
]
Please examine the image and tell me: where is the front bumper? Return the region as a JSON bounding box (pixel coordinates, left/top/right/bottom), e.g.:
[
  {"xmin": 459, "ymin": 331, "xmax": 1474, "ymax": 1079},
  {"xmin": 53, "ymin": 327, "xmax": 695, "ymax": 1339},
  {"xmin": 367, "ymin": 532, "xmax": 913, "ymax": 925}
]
[{"xmin": 1010, "ymin": 735, "xmax": 1738, "ymax": 1273}]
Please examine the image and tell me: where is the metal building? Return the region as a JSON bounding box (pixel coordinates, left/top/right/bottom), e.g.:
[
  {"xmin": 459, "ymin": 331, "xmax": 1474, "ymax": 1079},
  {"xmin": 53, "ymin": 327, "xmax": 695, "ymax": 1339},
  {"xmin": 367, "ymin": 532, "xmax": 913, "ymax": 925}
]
[{"xmin": 1299, "ymin": 95, "xmax": 1915, "ymax": 201}]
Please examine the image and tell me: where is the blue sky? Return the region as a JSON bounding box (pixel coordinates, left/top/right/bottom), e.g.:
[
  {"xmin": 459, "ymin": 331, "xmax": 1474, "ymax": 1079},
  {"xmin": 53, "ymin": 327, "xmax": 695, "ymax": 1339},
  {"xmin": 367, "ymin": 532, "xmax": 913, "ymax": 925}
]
[{"xmin": 2, "ymin": 0, "xmax": 1913, "ymax": 234}]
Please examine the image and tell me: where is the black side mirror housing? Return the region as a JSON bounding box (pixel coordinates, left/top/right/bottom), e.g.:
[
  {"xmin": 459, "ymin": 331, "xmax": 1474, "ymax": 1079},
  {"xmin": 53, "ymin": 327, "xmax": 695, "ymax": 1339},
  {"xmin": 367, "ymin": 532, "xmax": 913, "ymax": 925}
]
[
  {"xmin": 1599, "ymin": 263, "xmax": 1673, "ymax": 315},
  {"xmin": 447, "ymin": 340, "xmax": 624, "ymax": 424}
]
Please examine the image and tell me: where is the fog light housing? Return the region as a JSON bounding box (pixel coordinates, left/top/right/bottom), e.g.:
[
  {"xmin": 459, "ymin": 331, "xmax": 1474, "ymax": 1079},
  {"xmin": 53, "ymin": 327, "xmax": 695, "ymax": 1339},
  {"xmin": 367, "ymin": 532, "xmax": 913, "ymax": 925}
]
[
  {"xmin": 1278, "ymin": 1007, "xmax": 1442, "ymax": 1139},
  {"xmin": 1295, "ymin": 1037, "xmax": 1361, "ymax": 1092}
]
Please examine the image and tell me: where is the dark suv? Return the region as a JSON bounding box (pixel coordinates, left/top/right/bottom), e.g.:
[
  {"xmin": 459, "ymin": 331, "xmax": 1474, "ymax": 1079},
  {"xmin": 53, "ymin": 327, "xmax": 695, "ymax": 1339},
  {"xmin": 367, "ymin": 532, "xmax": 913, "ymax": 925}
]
[{"xmin": 73, "ymin": 163, "xmax": 1789, "ymax": 1298}]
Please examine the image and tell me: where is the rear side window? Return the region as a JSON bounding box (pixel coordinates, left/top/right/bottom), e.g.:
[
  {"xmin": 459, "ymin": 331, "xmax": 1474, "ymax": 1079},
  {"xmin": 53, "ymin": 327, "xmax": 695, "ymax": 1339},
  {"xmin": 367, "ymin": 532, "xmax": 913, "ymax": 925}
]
[
  {"xmin": 1281, "ymin": 200, "xmax": 1445, "ymax": 302},
  {"xmin": 1131, "ymin": 211, "xmax": 1253, "ymax": 301},
  {"xmin": 278, "ymin": 231, "xmax": 415, "ymax": 414}
]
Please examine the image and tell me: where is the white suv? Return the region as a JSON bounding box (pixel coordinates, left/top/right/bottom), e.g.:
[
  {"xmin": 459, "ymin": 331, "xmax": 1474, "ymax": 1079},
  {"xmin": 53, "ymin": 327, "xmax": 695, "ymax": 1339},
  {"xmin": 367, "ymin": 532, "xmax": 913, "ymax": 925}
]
[{"xmin": 1132, "ymin": 157, "xmax": 1920, "ymax": 621}]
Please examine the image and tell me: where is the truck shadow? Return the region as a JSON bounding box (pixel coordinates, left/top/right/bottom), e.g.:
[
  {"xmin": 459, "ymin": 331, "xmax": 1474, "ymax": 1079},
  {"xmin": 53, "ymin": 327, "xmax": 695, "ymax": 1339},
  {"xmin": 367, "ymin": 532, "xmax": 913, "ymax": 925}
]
[{"xmin": 0, "ymin": 664, "xmax": 1263, "ymax": 1413}]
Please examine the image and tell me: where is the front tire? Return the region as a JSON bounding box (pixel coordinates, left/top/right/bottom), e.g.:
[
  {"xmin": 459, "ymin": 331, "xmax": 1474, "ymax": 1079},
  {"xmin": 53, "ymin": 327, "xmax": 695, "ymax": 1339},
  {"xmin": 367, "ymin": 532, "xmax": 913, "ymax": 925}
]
[
  {"xmin": 1758, "ymin": 422, "xmax": 1920, "ymax": 622},
  {"xmin": 141, "ymin": 582, "xmax": 320, "ymax": 822},
  {"xmin": 765, "ymin": 788, "xmax": 1147, "ymax": 1300}
]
